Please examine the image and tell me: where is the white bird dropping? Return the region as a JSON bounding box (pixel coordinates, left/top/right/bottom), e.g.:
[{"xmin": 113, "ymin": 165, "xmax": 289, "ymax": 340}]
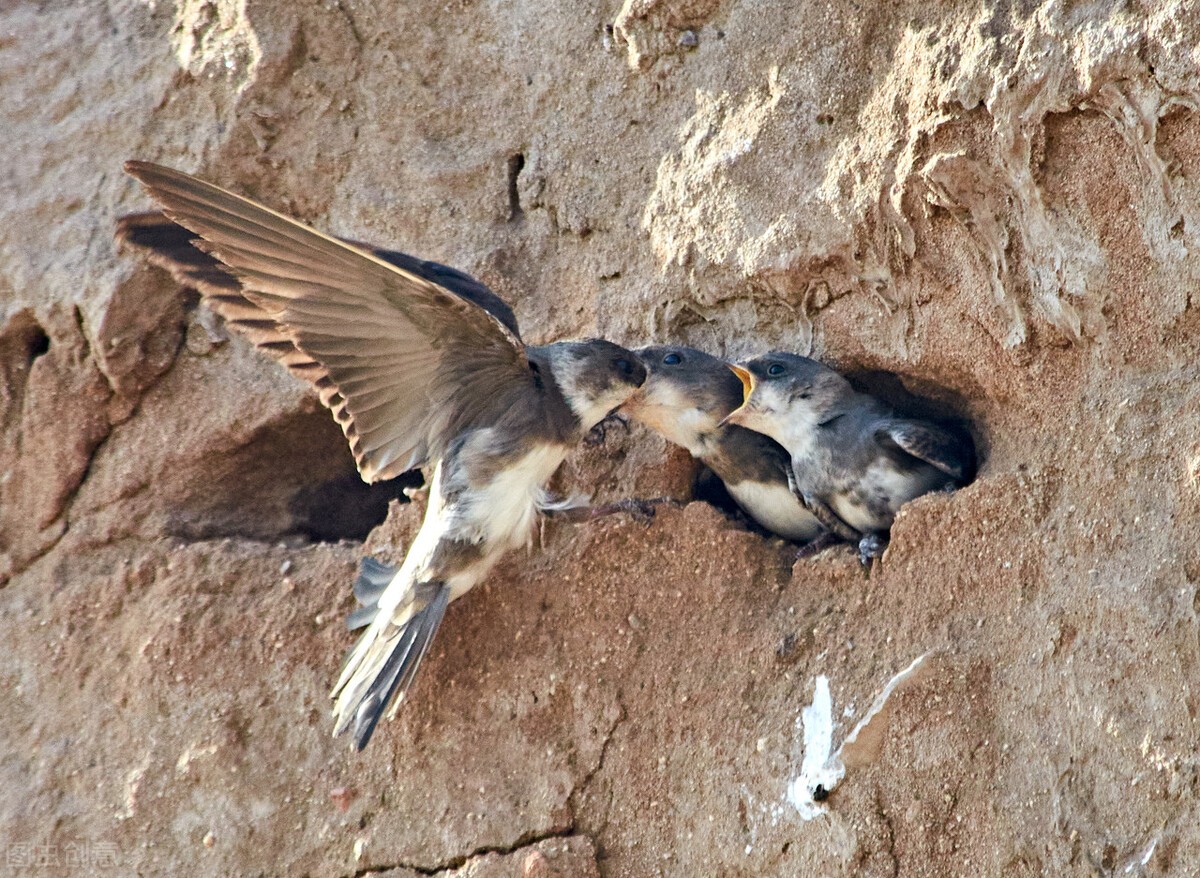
[{"xmin": 787, "ymin": 676, "xmax": 844, "ymax": 820}]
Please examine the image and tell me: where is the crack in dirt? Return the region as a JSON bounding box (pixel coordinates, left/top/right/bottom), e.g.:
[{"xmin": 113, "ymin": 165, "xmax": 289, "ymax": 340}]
[
  {"xmin": 343, "ymin": 828, "xmax": 586, "ymax": 877},
  {"xmin": 339, "ymin": 699, "xmax": 625, "ymax": 877},
  {"xmin": 875, "ymin": 787, "xmax": 900, "ymax": 878},
  {"xmin": 49, "ymin": 305, "xmax": 119, "ymax": 526},
  {"xmin": 2, "ymin": 524, "xmax": 67, "ymax": 587},
  {"xmin": 568, "ymin": 697, "xmax": 626, "ymax": 829}
]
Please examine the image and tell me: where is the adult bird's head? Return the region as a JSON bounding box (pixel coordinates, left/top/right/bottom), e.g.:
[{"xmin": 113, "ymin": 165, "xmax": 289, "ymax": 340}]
[
  {"xmin": 722, "ymin": 352, "xmax": 853, "ymax": 444},
  {"xmin": 622, "ymin": 345, "xmax": 744, "ymax": 456},
  {"xmin": 542, "ymin": 339, "xmax": 647, "ymax": 433}
]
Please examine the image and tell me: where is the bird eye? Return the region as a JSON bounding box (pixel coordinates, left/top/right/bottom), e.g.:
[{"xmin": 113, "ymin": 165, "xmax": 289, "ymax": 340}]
[
  {"xmin": 663, "ymin": 352, "xmax": 682, "ymax": 366},
  {"xmin": 768, "ymin": 364, "xmax": 785, "ymax": 376},
  {"xmin": 615, "ymin": 357, "xmax": 633, "ymax": 375}
]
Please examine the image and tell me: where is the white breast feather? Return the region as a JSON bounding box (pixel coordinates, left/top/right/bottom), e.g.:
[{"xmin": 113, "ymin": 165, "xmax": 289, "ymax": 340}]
[
  {"xmin": 831, "ymin": 493, "xmax": 875, "ymax": 532},
  {"xmin": 727, "ymin": 480, "xmax": 823, "ymax": 541},
  {"xmin": 379, "ymin": 441, "xmax": 569, "ymax": 608},
  {"xmin": 470, "ymin": 443, "xmax": 569, "ymax": 548},
  {"xmin": 831, "ymin": 460, "xmax": 947, "ymax": 531}
]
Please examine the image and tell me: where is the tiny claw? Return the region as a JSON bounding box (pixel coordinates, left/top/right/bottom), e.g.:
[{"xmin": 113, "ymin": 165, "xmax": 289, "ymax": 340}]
[
  {"xmin": 623, "ymin": 499, "xmax": 658, "ymax": 523},
  {"xmin": 584, "ymin": 412, "xmax": 631, "ymax": 447},
  {"xmin": 794, "ymin": 532, "xmax": 839, "ymax": 560},
  {"xmin": 857, "ymin": 533, "xmax": 887, "ymax": 567},
  {"xmin": 586, "ymin": 496, "xmax": 677, "ymax": 523}
]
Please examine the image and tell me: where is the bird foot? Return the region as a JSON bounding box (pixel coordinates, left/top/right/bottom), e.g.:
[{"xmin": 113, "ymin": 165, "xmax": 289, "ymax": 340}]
[
  {"xmin": 794, "ymin": 532, "xmax": 840, "ymax": 560},
  {"xmin": 584, "ymin": 412, "xmax": 631, "ymax": 447},
  {"xmin": 544, "ymin": 497, "xmax": 677, "ymax": 524},
  {"xmin": 587, "ymin": 496, "xmax": 677, "ymax": 523},
  {"xmin": 857, "ymin": 533, "xmax": 887, "ymax": 567}
]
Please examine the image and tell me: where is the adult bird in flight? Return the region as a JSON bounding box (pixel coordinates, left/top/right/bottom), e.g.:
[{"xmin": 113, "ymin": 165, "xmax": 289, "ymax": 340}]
[{"xmin": 119, "ymin": 162, "xmax": 647, "ymax": 749}]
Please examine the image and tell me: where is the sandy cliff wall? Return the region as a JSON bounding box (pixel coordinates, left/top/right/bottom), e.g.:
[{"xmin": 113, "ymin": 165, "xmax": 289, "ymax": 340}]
[{"xmin": 2, "ymin": 1, "xmax": 1199, "ymax": 875}]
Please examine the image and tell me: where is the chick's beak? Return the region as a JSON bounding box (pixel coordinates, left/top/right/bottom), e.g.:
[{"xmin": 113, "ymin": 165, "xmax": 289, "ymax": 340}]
[
  {"xmin": 720, "ymin": 364, "xmax": 756, "ymax": 426},
  {"xmin": 730, "ymin": 364, "xmax": 755, "ymax": 398}
]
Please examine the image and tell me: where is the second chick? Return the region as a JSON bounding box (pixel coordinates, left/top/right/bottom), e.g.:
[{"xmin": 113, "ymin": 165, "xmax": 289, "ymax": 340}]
[{"xmin": 623, "ymin": 346, "xmax": 823, "ymax": 543}]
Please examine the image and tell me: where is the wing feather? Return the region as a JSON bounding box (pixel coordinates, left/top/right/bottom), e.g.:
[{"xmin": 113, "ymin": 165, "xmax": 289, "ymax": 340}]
[
  {"xmin": 121, "ymin": 162, "xmax": 534, "ymax": 482},
  {"xmin": 875, "ymin": 420, "xmax": 970, "ymax": 481}
]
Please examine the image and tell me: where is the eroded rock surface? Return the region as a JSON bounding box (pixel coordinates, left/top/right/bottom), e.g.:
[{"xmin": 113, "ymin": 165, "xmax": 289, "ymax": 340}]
[{"xmin": 2, "ymin": 1, "xmax": 1199, "ymax": 875}]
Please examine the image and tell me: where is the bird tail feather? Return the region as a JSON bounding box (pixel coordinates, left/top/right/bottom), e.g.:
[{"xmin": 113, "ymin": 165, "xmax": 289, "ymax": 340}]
[
  {"xmin": 345, "ymin": 556, "xmax": 398, "ymax": 631},
  {"xmin": 331, "ymin": 580, "xmax": 450, "ymax": 751}
]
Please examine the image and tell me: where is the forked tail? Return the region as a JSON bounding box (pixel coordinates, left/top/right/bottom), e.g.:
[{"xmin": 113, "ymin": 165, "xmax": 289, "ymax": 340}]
[{"xmin": 331, "ymin": 570, "xmax": 451, "ymax": 751}]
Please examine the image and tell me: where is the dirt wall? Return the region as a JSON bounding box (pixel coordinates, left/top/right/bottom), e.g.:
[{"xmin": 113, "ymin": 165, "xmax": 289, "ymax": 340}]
[{"xmin": 2, "ymin": 1, "xmax": 1199, "ymax": 875}]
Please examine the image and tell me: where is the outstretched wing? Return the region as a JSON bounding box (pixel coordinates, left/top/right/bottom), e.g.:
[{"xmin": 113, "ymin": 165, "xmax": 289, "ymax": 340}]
[
  {"xmin": 115, "ymin": 211, "xmax": 521, "ymax": 337},
  {"xmin": 116, "ymin": 210, "xmax": 245, "ymax": 298},
  {"xmin": 875, "ymin": 420, "xmax": 970, "ymax": 482},
  {"xmin": 123, "ymin": 162, "xmax": 535, "ymax": 482}
]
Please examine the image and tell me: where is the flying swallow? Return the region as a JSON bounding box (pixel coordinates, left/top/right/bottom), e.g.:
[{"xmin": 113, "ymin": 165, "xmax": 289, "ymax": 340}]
[
  {"xmin": 120, "ymin": 162, "xmax": 646, "ymax": 749},
  {"xmin": 622, "ymin": 346, "xmax": 823, "ymax": 543},
  {"xmin": 724, "ymin": 353, "xmax": 972, "ymax": 564}
]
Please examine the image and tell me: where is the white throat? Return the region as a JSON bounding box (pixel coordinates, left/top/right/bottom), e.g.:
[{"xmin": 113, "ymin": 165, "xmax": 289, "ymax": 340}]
[
  {"xmin": 551, "ymin": 358, "xmax": 628, "ymax": 433},
  {"xmin": 745, "ymin": 386, "xmax": 817, "ymax": 451},
  {"xmin": 629, "ymin": 382, "xmax": 722, "ymax": 457},
  {"xmin": 565, "ymin": 394, "xmax": 617, "ymax": 433}
]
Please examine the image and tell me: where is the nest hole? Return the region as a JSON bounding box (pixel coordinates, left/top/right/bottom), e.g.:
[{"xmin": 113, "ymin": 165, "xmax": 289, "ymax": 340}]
[
  {"xmin": 164, "ymin": 407, "xmax": 420, "ymax": 544},
  {"xmin": 843, "ymin": 368, "xmax": 985, "ymax": 483},
  {"xmin": 506, "ymin": 153, "xmax": 526, "ymax": 221},
  {"xmin": 25, "ymin": 325, "xmax": 50, "ymax": 363},
  {"xmin": 0, "ymin": 310, "xmax": 51, "ymax": 372},
  {"xmin": 690, "ymin": 366, "xmax": 984, "ymax": 538}
]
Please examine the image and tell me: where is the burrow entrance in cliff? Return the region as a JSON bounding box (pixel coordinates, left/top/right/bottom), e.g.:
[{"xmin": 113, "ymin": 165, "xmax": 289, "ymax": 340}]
[{"xmin": 163, "ymin": 407, "xmax": 421, "ymax": 545}]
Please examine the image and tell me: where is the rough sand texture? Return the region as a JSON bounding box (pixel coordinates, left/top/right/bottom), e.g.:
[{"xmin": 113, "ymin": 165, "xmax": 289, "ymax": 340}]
[{"xmin": 2, "ymin": 1, "xmax": 1199, "ymax": 875}]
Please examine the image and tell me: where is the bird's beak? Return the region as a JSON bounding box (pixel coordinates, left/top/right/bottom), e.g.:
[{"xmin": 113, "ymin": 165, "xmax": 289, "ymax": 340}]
[
  {"xmin": 729, "ymin": 364, "xmax": 755, "ymax": 399},
  {"xmin": 617, "ymin": 383, "xmax": 645, "ymax": 412},
  {"xmin": 720, "ymin": 364, "xmax": 755, "ymax": 426}
]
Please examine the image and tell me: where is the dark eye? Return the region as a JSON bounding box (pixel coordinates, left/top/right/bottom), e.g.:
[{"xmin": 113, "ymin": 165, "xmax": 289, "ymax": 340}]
[
  {"xmin": 768, "ymin": 364, "xmax": 785, "ymax": 376},
  {"xmin": 615, "ymin": 357, "xmax": 633, "ymax": 375},
  {"xmin": 663, "ymin": 352, "xmax": 682, "ymax": 365}
]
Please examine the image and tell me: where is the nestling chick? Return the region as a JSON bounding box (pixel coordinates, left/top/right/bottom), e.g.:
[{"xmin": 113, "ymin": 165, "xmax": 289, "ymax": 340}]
[
  {"xmin": 623, "ymin": 346, "xmax": 823, "ymax": 542},
  {"xmin": 725, "ymin": 353, "xmax": 972, "ymax": 564}
]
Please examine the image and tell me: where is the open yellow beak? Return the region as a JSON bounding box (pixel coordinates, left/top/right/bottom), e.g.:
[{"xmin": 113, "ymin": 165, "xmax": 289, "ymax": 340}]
[
  {"xmin": 720, "ymin": 364, "xmax": 756, "ymax": 426},
  {"xmin": 730, "ymin": 364, "xmax": 755, "ymax": 399}
]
